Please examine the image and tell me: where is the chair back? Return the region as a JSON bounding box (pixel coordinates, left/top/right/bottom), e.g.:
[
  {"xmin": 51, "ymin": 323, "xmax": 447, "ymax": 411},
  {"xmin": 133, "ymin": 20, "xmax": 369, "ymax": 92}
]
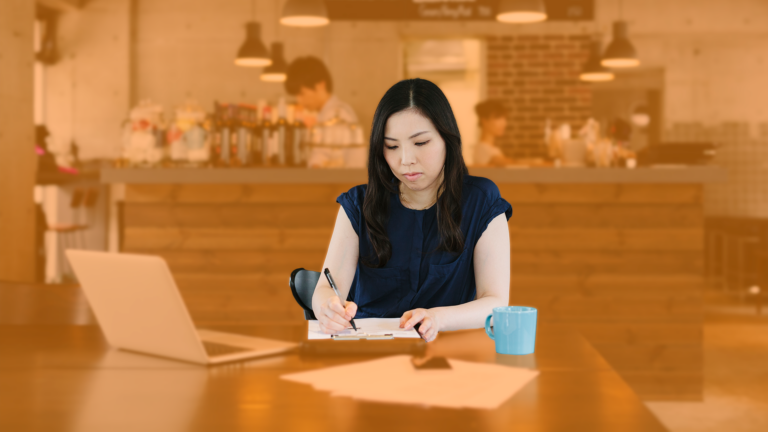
[{"xmin": 289, "ymin": 268, "xmax": 320, "ymax": 320}]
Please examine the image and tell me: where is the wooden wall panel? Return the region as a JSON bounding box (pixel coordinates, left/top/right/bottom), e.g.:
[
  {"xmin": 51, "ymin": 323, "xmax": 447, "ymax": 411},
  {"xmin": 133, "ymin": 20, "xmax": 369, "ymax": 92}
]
[
  {"xmin": 123, "ymin": 204, "xmax": 340, "ymax": 228},
  {"xmin": 174, "ymin": 273, "xmax": 307, "ymax": 324},
  {"xmin": 511, "ymin": 204, "xmax": 703, "ymax": 228},
  {"xmin": 125, "ymin": 184, "xmax": 357, "ymax": 204},
  {"xmin": 511, "ymin": 251, "xmax": 703, "ymax": 274},
  {"xmin": 0, "ymin": 0, "xmax": 36, "ymax": 282},
  {"xmin": 498, "ymin": 184, "xmax": 702, "ymax": 204},
  {"xmin": 510, "ymin": 227, "xmax": 703, "ymax": 252},
  {"xmin": 123, "ymin": 227, "xmax": 333, "ymax": 251},
  {"xmin": 120, "ymin": 182, "xmax": 704, "ymax": 401},
  {"xmin": 510, "ymin": 293, "xmax": 702, "ymax": 323},
  {"xmin": 127, "ymin": 250, "xmax": 325, "ymax": 274}
]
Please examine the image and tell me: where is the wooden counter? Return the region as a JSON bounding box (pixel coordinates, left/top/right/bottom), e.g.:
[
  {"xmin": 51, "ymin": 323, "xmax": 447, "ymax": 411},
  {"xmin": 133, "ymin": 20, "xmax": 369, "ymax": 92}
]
[{"xmin": 103, "ymin": 167, "xmax": 722, "ymax": 401}]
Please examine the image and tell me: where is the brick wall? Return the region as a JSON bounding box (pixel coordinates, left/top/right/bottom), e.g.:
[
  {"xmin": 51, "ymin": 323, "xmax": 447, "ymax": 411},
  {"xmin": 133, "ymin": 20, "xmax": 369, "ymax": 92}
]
[{"xmin": 486, "ymin": 34, "xmax": 593, "ymax": 158}]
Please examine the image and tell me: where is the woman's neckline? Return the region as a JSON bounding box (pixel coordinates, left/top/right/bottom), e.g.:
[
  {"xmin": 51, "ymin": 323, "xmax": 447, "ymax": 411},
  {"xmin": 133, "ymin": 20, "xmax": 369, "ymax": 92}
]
[{"xmin": 393, "ymin": 191, "xmax": 437, "ymax": 212}]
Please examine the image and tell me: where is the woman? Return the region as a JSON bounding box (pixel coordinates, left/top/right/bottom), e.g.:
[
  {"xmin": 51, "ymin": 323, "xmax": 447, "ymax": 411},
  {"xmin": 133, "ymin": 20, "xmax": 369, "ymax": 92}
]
[
  {"xmin": 312, "ymin": 79, "xmax": 512, "ymax": 342},
  {"xmin": 473, "ymin": 99, "xmax": 516, "ymax": 166}
]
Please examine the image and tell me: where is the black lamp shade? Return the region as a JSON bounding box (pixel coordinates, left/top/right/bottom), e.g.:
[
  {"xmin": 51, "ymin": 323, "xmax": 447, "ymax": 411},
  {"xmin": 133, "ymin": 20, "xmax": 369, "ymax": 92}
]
[
  {"xmin": 496, "ymin": 0, "xmax": 547, "ymax": 24},
  {"xmin": 280, "ymin": 0, "xmax": 329, "ymax": 27},
  {"xmin": 235, "ymin": 22, "xmax": 272, "ymax": 68},
  {"xmin": 36, "ymin": 14, "xmax": 60, "ymax": 65},
  {"xmin": 601, "ymin": 21, "xmax": 640, "ymax": 68},
  {"xmin": 261, "ymin": 42, "xmax": 288, "ymax": 82},
  {"xmin": 580, "ymin": 41, "xmax": 614, "ymax": 82}
]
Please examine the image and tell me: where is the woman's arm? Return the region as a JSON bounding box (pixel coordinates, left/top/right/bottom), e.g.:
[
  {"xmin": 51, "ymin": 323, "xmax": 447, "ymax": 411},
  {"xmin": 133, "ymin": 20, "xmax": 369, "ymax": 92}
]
[
  {"xmin": 312, "ymin": 207, "xmax": 360, "ymax": 333},
  {"xmin": 400, "ymin": 213, "xmax": 510, "ymax": 340}
]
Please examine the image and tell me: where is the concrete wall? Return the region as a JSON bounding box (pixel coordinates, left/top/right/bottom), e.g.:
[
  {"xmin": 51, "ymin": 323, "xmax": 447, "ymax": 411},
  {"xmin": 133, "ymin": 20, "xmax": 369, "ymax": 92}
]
[{"xmin": 44, "ymin": 0, "xmax": 130, "ymax": 160}]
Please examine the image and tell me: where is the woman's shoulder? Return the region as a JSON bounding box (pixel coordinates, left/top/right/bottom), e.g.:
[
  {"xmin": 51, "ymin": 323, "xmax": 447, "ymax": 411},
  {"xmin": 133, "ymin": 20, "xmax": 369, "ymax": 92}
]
[
  {"xmin": 336, "ymin": 184, "xmax": 368, "ymax": 234},
  {"xmin": 337, "ymin": 184, "xmax": 368, "ymax": 207},
  {"xmin": 462, "ymin": 175, "xmax": 502, "ymax": 202}
]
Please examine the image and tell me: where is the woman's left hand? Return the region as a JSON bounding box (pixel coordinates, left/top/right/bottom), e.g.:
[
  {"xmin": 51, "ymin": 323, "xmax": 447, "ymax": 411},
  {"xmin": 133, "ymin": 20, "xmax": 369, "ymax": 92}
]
[{"xmin": 400, "ymin": 308, "xmax": 440, "ymax": 342}]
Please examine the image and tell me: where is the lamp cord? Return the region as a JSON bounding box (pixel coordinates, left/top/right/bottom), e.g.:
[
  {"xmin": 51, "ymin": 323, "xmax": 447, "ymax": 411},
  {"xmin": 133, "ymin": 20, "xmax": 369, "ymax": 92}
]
[{"xmin": 275, "ymin": 0, "xmax": 281, "ymax": 38}]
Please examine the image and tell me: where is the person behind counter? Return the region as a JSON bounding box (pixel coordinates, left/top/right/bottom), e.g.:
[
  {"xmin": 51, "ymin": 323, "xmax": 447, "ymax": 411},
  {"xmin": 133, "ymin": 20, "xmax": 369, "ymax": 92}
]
[
  {"xmin": 473, "ymin": 99, "xmax": 516, "ymax": 166},
  {"xmin": 284, "ymin": 56, "xmax": 358, "ymax": 125},
  {"xmin": 311, "ymin": 78, "xmax": 512, "ymax": 342}
]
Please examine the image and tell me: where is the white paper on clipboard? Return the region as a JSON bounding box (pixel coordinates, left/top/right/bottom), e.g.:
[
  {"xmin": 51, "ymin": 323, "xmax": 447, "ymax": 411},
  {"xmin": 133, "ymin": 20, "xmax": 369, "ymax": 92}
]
[{"xmin": 307, "ymin": 318, "xmax": 421, "ymax": 340}]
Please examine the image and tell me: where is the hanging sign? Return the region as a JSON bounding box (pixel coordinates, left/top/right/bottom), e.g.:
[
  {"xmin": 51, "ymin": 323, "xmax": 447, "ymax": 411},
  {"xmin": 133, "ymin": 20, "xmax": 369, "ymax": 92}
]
[{"xmin": 326, "ymin": 0, "xmax": 593, "ymax": 21}]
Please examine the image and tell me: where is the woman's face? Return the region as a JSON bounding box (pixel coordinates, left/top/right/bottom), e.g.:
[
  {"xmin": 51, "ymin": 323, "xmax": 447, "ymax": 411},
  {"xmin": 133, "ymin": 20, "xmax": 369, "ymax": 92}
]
[{"xmin": 383, "ymin": 109, "xmax": 446, "ymax": 193}]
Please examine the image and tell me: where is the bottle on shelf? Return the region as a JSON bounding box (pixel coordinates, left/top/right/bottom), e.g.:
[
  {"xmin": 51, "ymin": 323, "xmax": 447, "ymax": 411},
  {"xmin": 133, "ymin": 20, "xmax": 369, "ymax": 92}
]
[
  {"xmin": 276, "ymin": 98, "xmax": 287, "ymax": 166},
  {"xmin": 230, "ymin": 105, "xmax": 242, "ymax": 167},
  {"xmin": 261, "ymin": 105, "xmax": 273, "ymax": 166},
  {"xmin": 236, "ymin": 104, "xmax": 255, "ymax": 167},
  {"xmin": 287, "ymin": 104, "xmax": 305, "ymax": 167},
  {"xmin": 269, "ymin": 106, "xmax": 280, "ymax": 166},
  {"xmin": 211, "ymin": 102, "xmax": 224, "ymax": 166},
  {"xmin": 220, "ymin": 104, "xmax": 234, "ymax": 166},
  {"xmin": 285, "ymin": 104, "xmax": 295, "ymax": 166},
  {"xmin": 250, "ymin": 100, "xmax": 265, "ymax": 166}
]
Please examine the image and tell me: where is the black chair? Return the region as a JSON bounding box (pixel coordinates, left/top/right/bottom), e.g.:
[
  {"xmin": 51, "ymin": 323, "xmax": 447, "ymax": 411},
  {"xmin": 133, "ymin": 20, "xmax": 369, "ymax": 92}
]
[{"xmin": 289, "ymin": 268, "xmax": 320, "ymax": 320}]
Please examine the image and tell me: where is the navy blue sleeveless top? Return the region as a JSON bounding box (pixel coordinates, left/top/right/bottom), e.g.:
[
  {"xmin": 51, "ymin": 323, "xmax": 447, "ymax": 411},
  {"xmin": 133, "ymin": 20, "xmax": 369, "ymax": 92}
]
[{"xmin": 336, "ymin": 175, "xmax": 512, "ymax": 319}]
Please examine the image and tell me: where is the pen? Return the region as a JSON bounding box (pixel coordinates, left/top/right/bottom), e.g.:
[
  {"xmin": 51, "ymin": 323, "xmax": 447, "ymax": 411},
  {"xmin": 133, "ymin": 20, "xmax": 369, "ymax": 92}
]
[{"xmin": 323, "ymin": 268, "xmax": 357, "ymax": 331}]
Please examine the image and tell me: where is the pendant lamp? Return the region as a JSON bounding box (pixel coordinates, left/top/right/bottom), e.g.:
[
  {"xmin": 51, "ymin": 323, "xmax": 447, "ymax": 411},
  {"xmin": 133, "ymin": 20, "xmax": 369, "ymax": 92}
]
[
  {"xmin": 36, "ymin": 13, "xmax": 60, "ymax": 65},
  {"xmin": 580, "ymin": 41, "xmax": 614, "ymax": 82},
  {"xmin": 601, "ymin": 21, "xmax": 640, "ymax": 68},
  {"xmin": 280, "ymin": 0, "xmax": 329, "ymax": 27},
  {"xmin": 235, "ymin": 22, "xmax": 272, "ymax": 67},
  {"xmin": 496, "ymin": 0, "xmax": 547, "ymax": 24},
  {"xmin": 261, "ymin": 42, "xmax": 288, "ymax": 82}
]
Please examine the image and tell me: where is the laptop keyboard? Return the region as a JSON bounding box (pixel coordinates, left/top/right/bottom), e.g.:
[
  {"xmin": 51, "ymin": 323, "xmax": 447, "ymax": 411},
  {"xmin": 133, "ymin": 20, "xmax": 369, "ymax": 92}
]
[{"xmin": 202, "ymin": 341, "xmax": 252, "ymax": 357}]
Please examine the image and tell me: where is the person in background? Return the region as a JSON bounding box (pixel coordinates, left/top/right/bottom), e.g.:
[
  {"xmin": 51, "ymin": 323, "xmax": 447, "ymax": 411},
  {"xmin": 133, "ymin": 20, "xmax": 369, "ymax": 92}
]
[
  {"xmin": 284, "ymin": 56, "xmax": 358, "ymax": 125},
  {"xmin": 473, "ymin": 99, "xmax": 516, "ymax": 166}
]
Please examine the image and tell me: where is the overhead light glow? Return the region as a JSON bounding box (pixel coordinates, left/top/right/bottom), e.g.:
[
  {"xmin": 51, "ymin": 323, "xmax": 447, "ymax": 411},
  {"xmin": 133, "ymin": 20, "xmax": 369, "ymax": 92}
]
[
  {"xmin": 261, "ymin": 43, "xmax": 288, "ymax": 83},
  {"xmin": 580, "ymin": 40, "xmax": 615, "ymax": 83},
  {"xmin": 601, "ymin": 58, "xmax": 641, "ymax": 68},
  {"xmin": 601, "ymin": 21, "xmax": 640, "ymax": 69},
  {"xmin": 281, "ymin": 0, "xmax": 329, "ymax": 27},
  {"xmin": 580, "ymin": 71, "xmax": 615, "ymax": 82},
  {"xmin": 496, "ymin": 0, "xmax": 547, "ymax": 24},
  {"xmin": 235, "ymin": 22, "xmax": 272, "ymax": 68}
]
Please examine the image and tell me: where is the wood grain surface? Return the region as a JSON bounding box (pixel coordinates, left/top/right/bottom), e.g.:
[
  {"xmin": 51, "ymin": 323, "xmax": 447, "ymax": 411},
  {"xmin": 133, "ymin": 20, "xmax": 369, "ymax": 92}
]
[
  {"xmin": 119, "ymin": 182, "xmax": 705, "ymax": 400},
  {"xmin": 0, "ymin": 324, "xmax": 668, "ymax": 432}
]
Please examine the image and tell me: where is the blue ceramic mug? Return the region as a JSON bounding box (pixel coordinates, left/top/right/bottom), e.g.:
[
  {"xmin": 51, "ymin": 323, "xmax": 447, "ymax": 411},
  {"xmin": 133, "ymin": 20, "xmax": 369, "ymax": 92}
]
[{"xmin": 485, "ymin": 306, "xmax": 537, "ymax": 355}]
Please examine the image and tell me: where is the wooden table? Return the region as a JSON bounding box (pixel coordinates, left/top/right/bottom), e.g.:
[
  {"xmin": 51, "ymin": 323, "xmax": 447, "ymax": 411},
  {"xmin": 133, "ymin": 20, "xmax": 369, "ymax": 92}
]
[{"xmin": 0, "ymin": 323, "xmax": 667, "ymax": 432}]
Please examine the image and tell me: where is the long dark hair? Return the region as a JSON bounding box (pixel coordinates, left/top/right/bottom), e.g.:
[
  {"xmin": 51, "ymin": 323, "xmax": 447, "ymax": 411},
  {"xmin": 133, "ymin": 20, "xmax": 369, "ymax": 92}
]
[{"xmin": 362, "ymin": 78, "xmax": 468, "ymax": 268}]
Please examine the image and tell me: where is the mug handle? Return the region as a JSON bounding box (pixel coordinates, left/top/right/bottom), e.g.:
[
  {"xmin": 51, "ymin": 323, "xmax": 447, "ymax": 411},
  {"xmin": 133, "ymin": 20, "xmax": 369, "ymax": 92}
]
[{"xmin": 484, "ymin": 314, "xmax": 494, "ymax": 340}]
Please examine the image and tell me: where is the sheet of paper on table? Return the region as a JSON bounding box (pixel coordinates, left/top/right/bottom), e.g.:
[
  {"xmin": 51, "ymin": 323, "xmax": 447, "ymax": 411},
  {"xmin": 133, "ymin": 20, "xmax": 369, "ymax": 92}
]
[
  {"xmin": 307, "ymin": 318, "xmax": 421, "ymax": 340},
  {"xmin": 280, "ymin": 355, "xmax": 539, "ymax": 410}
]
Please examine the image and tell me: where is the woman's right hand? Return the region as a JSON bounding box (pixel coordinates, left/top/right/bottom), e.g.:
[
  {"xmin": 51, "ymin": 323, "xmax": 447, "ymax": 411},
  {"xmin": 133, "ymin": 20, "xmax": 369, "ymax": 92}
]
[{"xmin": 317, "ymin": 296, "xmax": 358, "ymax": 334}]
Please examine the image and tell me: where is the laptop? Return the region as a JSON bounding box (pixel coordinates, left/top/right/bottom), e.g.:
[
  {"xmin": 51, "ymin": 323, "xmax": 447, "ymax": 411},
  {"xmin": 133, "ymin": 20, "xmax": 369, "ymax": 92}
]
[{"xmin": 66, "ymin": 250, "xmax": 297, "ymax": 365}]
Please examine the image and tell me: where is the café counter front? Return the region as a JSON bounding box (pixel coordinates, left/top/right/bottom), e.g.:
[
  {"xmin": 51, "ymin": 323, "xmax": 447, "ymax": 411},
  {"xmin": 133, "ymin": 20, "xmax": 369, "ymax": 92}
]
[{"xmin": 101, "ymin": 166, "xmax": 724, "ymax": 401}]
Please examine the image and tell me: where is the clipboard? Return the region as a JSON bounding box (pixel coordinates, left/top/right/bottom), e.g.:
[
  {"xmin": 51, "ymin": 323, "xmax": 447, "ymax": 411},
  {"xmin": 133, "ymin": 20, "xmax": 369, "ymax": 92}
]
[
  {"xmin": 299, "ymin": 338, "xmax": 426, "ymax": 357},
  {"xmin": 331, "ymin": 333, "xmax": 394, "ymax": 340}
]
